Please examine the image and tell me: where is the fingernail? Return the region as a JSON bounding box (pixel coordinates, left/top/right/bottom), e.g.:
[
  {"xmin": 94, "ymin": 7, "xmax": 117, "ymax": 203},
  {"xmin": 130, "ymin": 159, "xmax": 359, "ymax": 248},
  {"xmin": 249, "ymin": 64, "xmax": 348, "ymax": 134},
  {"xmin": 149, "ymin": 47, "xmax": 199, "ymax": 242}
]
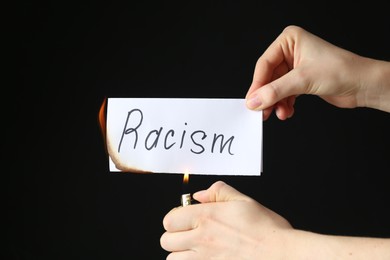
[{"xmin": 246, "ymin": 94, "xmax": 262, "ymax": 109}]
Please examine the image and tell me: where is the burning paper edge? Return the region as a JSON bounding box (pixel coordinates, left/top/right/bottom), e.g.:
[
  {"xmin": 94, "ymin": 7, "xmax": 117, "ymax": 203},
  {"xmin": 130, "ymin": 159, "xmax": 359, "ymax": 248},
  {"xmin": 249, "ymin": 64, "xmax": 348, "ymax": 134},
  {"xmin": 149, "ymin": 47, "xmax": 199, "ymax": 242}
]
[{"xmin": 100, "ymin": 97, "xmax": 152, "ymax": 174}]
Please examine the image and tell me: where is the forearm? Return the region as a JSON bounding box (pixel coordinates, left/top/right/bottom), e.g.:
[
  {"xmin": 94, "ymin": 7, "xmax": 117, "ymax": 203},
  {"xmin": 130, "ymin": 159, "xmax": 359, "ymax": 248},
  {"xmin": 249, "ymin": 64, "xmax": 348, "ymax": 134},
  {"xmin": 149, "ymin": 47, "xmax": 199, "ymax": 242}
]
[
  {"xmin": 356, "ymin": 58, "xmax": 390, "ymax": 113},
  {"xmin": 286, "ymin": 230, "xmax": 390, "ymax": 259}
]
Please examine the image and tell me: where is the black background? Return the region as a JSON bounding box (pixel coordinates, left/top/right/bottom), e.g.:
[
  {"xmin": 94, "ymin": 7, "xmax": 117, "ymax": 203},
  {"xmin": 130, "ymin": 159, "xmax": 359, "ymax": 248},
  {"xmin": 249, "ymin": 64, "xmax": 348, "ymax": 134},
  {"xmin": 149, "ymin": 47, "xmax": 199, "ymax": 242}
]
[{"xmin": 9, "ymin": 1, "xmax": 390, "ymax": 259}]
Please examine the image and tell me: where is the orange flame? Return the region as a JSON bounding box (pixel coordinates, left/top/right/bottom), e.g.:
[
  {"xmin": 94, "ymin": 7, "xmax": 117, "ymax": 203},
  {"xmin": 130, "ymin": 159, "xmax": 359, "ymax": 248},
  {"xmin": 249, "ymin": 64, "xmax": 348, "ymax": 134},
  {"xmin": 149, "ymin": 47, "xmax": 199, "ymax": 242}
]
[
  {"xmin": 98, "ymin": 97, "xmax": 107, "ymax": 154},
  {"xmin": 183, "ymin": 171, "xmax": 190, "ymax": 184}
]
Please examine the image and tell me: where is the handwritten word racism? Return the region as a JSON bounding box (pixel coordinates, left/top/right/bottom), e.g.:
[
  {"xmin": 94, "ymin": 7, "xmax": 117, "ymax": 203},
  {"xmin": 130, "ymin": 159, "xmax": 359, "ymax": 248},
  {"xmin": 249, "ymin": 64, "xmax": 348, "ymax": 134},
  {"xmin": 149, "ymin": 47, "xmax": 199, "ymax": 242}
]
[{"xmin": 118, "ymin": 109, "xmax": 235, "ymax": 155}]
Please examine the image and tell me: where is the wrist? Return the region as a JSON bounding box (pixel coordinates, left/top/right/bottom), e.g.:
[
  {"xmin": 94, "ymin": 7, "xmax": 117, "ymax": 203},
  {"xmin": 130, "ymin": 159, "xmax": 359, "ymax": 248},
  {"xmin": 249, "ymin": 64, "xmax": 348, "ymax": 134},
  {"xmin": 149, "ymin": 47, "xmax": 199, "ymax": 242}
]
[
  {"xmin": 283, "ymin": 230, "xmax": 327, "ymax": 259},
  {"xmin": 357, "ymin": 58, "xmax": 390, "ymax": 113},
  {"xmin": 285, "ymin": 229, "xmax": 390, "ymax": 259}
]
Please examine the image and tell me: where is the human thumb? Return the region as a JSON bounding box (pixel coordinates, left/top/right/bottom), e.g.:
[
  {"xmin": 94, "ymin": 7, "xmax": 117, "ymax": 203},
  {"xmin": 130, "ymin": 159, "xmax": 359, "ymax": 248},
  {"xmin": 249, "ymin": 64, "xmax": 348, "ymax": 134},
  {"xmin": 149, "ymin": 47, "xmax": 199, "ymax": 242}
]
[
  {"xmin": 246, "ymin": 69, "xmax": 307, "ymax": 111},
  {"xmin": 193, "ymin": 181, "xmax": 249, "ymax": 203}
]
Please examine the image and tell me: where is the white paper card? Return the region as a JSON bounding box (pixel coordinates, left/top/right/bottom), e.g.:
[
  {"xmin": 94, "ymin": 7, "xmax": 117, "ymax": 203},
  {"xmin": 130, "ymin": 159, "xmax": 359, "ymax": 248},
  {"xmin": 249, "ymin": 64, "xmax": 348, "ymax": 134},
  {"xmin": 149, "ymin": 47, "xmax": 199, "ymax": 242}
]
[{"xmin": 106, "ymin": 98, "xmax": 262, "ymax": 175}]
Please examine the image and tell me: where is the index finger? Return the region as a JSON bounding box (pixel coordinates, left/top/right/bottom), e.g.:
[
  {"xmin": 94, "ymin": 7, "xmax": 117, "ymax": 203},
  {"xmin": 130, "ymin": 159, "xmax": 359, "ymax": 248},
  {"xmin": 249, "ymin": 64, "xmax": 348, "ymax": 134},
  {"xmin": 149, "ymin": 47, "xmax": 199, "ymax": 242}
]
[
  {"xmin": 162, "ymin": 204, "xmax": 199, "ymax": 232},
  {"xmin": 246, "ymin": 32, "xmax": 295, "ymax": 98}
]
